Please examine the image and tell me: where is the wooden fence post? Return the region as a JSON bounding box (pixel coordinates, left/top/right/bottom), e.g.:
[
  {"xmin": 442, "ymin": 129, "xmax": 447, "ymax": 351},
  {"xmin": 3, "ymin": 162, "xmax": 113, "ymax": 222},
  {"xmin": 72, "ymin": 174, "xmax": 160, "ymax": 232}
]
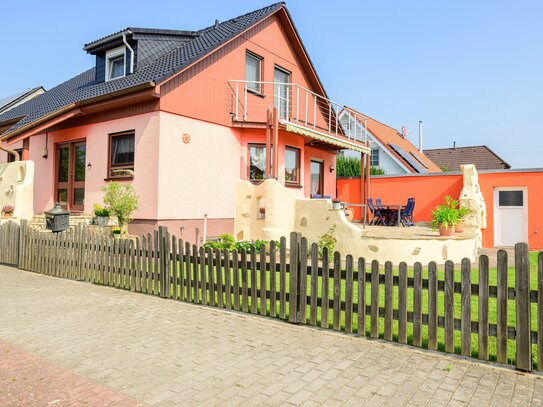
[
  {"xmin": 288, "ymin": 232, "xmax": 300, "ymax": 323},
  {"xmin": 515, "ymin": 242, "xmax": 532, "ymax": 372}
]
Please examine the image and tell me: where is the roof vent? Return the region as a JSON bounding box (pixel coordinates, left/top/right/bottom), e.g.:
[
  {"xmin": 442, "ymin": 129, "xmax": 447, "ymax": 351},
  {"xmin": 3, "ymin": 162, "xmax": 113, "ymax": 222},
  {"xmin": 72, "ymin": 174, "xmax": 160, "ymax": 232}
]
[
  {"xmin": 214, "ymin": 19, "xmax": 219, "ymax": 29},
  {"xmin": 401, "ymin": 126, "xmax": 407, "ymax": 139}
]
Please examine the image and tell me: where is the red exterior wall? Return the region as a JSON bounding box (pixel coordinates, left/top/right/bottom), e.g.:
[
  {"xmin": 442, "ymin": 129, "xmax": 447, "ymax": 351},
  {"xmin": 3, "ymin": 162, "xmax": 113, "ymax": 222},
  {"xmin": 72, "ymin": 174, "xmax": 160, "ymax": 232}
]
[{"xmin": 337, "ymin": 171, "xmax": 543, "ymax": 249}]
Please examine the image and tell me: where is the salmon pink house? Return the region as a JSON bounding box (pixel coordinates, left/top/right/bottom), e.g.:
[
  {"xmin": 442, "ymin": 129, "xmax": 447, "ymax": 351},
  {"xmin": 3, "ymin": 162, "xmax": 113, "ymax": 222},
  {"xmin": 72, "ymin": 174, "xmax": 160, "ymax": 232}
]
[{"xmin": 0, "ymin": 3, "xmax": 369, "ymax": 242}]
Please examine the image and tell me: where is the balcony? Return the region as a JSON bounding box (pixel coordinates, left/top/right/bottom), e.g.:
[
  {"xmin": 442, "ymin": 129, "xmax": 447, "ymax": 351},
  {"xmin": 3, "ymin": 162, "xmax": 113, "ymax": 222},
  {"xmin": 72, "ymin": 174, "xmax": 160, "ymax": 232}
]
[{"xmin": 227, "ymin": 80, "xmax": 370, "ymax": 153}]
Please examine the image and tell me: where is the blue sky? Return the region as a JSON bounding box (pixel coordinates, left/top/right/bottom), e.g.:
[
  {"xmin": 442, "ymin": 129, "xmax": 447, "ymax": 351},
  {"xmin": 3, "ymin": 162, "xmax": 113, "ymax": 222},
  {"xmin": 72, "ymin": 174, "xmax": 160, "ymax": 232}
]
[{"xmin": 0, "ymin": 1, "xmax": 541, "ymax": 168}]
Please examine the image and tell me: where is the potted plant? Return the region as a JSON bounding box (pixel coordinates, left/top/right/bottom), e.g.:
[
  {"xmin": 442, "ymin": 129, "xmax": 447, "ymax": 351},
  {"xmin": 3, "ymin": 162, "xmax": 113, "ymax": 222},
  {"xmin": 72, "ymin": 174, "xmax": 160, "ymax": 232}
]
[
  {"xmin": 332, "ymin": 198, "xmax": 342, "ymax": 210},
  {"xmin": 257, "ymin": 207, "xmax": 265, "ymax": 220},
  {"xmin": 455, "ymin": 207, "xmax": 471, "ymax": 233},
  {"xmin": 2, "ymin": 205, "xmax": 14, "ymax": 217},
  {"xmin": 93, "ymin": 204, "xmax": 110, "ymax": 227},
  {"xmin": 112, "ymin": 226, "xmax": 122, "ymax": 239},
  {"xmin": 443, "ymin": 195, "xmax": 471, "ymax": 233},
  {"xmin": 431, "ymin": 204, "xmax": 458, "ymax": 236}
]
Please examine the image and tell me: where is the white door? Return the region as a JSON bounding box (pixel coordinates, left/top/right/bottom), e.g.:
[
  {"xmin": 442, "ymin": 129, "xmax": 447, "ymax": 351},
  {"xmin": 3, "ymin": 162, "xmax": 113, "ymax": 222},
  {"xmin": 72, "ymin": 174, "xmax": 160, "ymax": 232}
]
[{"xmin": 494, "ymin": 188, "xmax": 527, "ymax": 247}]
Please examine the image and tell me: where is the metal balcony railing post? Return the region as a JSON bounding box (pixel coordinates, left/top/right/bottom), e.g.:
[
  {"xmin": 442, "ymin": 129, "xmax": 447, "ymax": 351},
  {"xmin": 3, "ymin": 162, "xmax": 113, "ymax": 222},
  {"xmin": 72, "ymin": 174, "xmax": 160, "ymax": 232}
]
[
  {"xmin": 296, "ymin": 86, "xmax": 299, "ymax": 122},
  {"xmin": 234, "ymin": 83, "xmax": 239, "ymax": 121},
  {"xmin": 313, "ymin": 95, "xmax": 317, "ymax": 128},
  {"xmin": 243, "ymin": 85, "xmax": 247, "ymax": 121},
  {"xmin": 305, "ymin": 92, "xmax": 308, "ymax": 126}
]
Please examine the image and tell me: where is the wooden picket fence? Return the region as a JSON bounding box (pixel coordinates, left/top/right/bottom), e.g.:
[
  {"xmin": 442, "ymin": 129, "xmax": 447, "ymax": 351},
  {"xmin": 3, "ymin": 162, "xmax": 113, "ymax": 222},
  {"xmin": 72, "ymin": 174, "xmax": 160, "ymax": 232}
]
[{"xmin": 1, "ymin": 220, "xmax": 542, "ymax": 372}]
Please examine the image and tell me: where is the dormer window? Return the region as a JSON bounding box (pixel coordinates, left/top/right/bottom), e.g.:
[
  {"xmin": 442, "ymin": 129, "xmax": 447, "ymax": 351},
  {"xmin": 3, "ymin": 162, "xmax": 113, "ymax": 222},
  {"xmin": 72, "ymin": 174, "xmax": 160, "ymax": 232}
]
[{"xmin": 106, "ymin": 46, "xmax": 126, "ymax": 81}]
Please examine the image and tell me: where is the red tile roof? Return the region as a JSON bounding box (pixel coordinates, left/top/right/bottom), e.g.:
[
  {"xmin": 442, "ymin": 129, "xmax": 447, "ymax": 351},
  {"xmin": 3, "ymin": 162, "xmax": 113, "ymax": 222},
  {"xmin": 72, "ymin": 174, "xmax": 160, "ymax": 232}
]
[
  {"xmin": 423, "ymin": 145, "xmax": 511, "ymax": 171},
  {"xmin": 345, "ymin": 107, "xmax": 442, "ymax": 173}
]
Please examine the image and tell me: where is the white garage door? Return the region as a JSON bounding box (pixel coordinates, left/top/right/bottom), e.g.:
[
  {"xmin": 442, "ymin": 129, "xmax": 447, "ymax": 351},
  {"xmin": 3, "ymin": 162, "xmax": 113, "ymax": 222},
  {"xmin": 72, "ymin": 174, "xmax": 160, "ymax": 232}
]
[{"xmin": 494, "ymin": 188, "xmax": 527, "ymax": 247}]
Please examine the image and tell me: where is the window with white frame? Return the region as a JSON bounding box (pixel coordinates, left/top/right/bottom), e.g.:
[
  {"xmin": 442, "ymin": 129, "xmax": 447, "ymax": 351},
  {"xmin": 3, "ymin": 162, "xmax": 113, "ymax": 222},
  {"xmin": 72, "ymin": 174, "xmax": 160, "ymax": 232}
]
[
  {"xmin": 106, "ymin": 46, "xmax": 126, "ymax": 81},
  {"xmin": 245, "ymin": 51, "xmax": 262, "ymax": 93},
  {"xmin": 370, "ymin": 148, "xmax": 379, "ymax": 166}
]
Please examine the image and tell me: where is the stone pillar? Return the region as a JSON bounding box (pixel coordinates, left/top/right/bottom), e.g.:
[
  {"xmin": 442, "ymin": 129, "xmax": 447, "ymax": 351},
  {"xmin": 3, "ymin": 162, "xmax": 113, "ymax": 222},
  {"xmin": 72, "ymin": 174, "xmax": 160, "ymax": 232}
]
[{"xmin": 459, "ymin": 164, "xmax": 487, "ymax": 249}]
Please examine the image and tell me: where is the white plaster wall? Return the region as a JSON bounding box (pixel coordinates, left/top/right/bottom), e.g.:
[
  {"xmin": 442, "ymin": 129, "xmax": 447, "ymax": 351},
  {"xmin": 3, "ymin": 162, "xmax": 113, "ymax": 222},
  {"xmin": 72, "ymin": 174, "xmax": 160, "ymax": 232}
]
[
  {"xmin": 0, "ymin": 160, "xmax": 34, "ymax": 220},
  {"xmin": 157, "ymin": 112, "xmax": 241, "ymax": 220},
  {"xmin": 235, "ymin": 178, "xmax": 478, "ymax": 265}
]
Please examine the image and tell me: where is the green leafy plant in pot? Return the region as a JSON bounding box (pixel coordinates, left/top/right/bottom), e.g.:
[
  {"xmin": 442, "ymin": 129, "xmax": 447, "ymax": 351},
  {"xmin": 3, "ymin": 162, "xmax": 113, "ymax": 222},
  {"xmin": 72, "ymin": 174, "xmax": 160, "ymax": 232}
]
[
  {"xmin": 102, "ymin": 182, "xmax": 139, "ymax": 234},
  {"xmin": 443, "ymin": 196, "xmax": 471, "ymax": 233},
  {"xmin": 93, "ymin": 204, "xmax": 111, "ymax": 227},
  {"xmin": 431, "ymin": 202, "xmax": 458, "ymax": 237}
]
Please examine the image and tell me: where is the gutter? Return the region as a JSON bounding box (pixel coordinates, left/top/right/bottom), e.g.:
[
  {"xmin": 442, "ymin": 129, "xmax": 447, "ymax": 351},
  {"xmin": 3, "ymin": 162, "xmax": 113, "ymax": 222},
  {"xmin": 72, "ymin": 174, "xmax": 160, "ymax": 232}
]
[
  {"xmin": 0, "ymin": 81, "xmax": 156, "ymax": 142},
  {"xmin": 0, "ymin": 140, "xmax": 20, "ymax": 161}
]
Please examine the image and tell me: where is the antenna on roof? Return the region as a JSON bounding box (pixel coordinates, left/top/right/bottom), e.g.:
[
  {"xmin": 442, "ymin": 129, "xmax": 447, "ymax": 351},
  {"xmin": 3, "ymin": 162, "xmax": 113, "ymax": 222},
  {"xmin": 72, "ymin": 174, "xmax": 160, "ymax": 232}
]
[{"xmin": 214, "ymin": 19, "xmax": 219, "ymax": 29}]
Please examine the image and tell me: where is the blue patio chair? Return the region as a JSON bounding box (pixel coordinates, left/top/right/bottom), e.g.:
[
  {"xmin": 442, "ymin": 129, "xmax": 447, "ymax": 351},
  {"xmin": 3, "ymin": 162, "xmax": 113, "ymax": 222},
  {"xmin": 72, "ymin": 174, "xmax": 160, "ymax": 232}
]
[
  {"xmin": 400, "ymin": 198, "xmax": 415, "ymax": 226},
  {"xmin": 367, "ymin": 198, "xmax": 387, "ymax": 226}
]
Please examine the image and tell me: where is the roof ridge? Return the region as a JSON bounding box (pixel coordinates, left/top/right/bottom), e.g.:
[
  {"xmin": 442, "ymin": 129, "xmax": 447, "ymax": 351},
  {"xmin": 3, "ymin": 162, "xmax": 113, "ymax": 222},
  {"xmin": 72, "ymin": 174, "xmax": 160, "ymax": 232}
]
[
  {"xmin": 197, "ymin": 2, "xmax": 285, "ymax": 34},
  {"xmin": 345, "ymin": 106, "xmax": 402, "ymax": 133}
]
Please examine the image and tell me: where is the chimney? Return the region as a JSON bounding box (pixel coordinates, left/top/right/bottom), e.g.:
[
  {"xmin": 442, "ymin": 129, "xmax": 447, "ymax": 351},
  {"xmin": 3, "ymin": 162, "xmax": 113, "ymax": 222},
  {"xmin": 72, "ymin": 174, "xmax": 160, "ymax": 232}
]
[
  {"xmin": 453, "ymin": 141, "xmax": 456, "ymax": 149},
  {"xmin": 418, "ymin": 121, "xmax": 423, "ymax": 152},
  {"xmin": 214, "ymin": 19, "xmax": 219, "ymax": 29}
]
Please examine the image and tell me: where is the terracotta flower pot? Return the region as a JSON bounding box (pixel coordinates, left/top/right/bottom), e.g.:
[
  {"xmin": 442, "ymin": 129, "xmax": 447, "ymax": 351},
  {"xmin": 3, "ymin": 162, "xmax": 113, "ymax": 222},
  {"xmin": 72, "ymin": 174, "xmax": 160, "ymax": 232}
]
[
  {"xmin": 438, "ymin": 225, "xmax": 455, "ymax": 237},
  {"xmin": 455, "ymin": 219, "xmax": 464, "ymax": 233},
  {"xmin": 3, "ymin": 213, "xmax": 13, "ymax": 217}
]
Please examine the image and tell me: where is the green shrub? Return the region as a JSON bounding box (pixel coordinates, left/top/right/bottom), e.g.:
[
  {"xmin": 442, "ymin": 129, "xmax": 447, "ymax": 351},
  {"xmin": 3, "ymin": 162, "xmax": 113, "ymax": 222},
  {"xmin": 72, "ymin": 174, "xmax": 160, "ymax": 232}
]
[
  {"xmin": 93, "ymin": 204, "xmax": 110, "ymax": 217},
  {"xmin": 337, "ymin": 155, "xmax": 385, "ymax": 177},
  {"xmin": 102, "ymin": 182, "xmax": 139, "ymax": 227},
  {"xmin": 318, "ymin": 226, "xmax": 337, "ymax": 258}
]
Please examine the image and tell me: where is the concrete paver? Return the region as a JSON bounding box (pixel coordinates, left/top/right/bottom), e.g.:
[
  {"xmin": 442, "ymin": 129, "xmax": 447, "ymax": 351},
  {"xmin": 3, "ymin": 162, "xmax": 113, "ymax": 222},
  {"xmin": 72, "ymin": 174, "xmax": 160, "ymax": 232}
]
[{"xmin": 0, "ymin": 266, "xmax": 541, "ymax": 406}]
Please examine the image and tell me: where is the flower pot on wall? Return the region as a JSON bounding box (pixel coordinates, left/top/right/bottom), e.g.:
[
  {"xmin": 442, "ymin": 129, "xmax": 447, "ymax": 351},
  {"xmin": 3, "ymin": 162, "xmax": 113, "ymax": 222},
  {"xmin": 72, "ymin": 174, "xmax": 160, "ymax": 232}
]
[
  {"xmin": 455, "ymin": 219, "xmax": 465, "ymax": 233},
  {"xmin": 438, "ymin": 226, "xmax": 455, "ymax": 237},
  {"xmin": 332, "ymin": 202, "xmax": 342, "ymax": 210},
  {"xmin": 96, "ymin": 216, "xmax": 109, "ymax": 227}
]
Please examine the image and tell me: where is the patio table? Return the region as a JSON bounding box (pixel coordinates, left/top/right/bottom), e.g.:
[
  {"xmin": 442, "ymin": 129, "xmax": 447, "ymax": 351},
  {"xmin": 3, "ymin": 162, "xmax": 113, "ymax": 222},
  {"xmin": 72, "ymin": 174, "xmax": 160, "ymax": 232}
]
[{"xmin": 380, "ymin": 204, "xmax": 406, "ymax": 227}]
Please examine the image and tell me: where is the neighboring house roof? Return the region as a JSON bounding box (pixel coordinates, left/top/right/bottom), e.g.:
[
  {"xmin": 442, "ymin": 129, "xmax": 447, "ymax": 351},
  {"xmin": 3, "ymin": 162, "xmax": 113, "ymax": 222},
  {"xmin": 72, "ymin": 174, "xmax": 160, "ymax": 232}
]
[
  {"xmin": 344, "ymin": 107, "xmax": 442, "ymax": 173},
  {"xmin": 0, "ymin": 2, "xmax": 286, "ymax": 139},
  {"xmin": 0, "ymin": 87, "xmax": 45, "ymax": 115},
  {"xmin": 423, "ymin": 146, "xmax": 511, "ymax": 171}
]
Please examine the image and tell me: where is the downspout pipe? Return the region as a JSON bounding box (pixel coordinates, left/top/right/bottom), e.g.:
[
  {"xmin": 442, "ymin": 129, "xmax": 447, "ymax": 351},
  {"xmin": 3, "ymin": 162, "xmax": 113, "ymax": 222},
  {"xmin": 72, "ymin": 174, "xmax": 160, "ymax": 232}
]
[
  {"xmin": 0, "ymin": 140, "xmax": 20, "ymax": 161},
  {"xmin": 122, "ymin": 32, "xmax": 135, "ymax": 74}
]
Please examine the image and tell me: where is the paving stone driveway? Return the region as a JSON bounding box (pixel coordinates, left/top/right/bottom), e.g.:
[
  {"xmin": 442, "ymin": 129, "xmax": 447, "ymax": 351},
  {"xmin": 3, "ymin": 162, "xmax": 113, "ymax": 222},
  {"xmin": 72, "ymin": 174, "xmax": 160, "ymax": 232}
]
[{"xmin": 1, "ymin": 266, "xmax": 542, "ymax": 406}]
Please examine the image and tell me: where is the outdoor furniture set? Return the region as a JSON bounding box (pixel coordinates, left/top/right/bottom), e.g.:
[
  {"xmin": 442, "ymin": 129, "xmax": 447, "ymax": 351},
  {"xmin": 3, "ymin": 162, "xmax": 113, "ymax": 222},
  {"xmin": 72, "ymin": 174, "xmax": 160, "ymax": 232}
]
[{"xmin": 367, "ymin": 197, "xmax": 415, "ymax": 227}]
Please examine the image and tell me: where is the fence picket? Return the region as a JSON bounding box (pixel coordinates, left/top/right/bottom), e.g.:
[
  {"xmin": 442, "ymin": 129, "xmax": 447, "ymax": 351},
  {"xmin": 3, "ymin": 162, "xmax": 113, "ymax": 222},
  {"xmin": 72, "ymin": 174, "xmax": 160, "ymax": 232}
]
[
  {"xmin": 269, "ymin": 241, "xmax": 276, "ymax": 318},
  {"xmin": 310, "ymin": 243, "xmax": 318, "ymax": 326},
  {"xmin": 413, "ymin": 262, "xmax": 423, "ymax": 347},
  {"xmin": 232, "ymin": 249, "xmax": 240, "ymax": 311},
  {"xmin": 206, "ymin": 247, "xmax": 214, "ymax": 306},
  {"xmin": 259, "ymin": 244, "xmax": 266, "ymax": 316},
  {"xmin": 192, "ymin": 244, "xmax": 199, "ymax": 303},
  {"xmin": 171, "ymin": 236, "xmax": 177, "ymax": 299},
  {"xmin": 398, "ymin": 262, "xmax": 408, "ymax": 344},
  {"xmin": 357, "ymin": 258, "xmax": 366, "ymax": 336},
  {"xmin": 279, "ymin": 237, "xmax": 287, "ymax": 320},
  {"xmin": 460, "ymin": 258, "xmax": 471, "ymax": 356},
  {"xmin": 321, "ymin": 248, "xmax": 329, "ymax": 329},
  {"xmin": 370, "ymin": 260, "xmax": 379, "ymax": 338},
  {"xmin": 216, "ymin": 248, "xmax": 224, "ymax": 308},
  {"xmin": 333, "ymin": 251, "xmax": 341, "ymax": 331},
  {"xmin": 250, "ymin": 245, "xmax": 257, "ymax": 314},
  {"xmin": 384, "ymin": 261, "xmax": 393, "ymax": 341},
  {"xmin": 344, "ymin": 254, "xmax": 353, "ymax": 334},
  {"xmin": 224, "ymin": 248, "xmax": 231, "ymax": 309},
  {"xmin": 299, "ymin": 238, "xmax": 308, "ymax": 324},
  {"xmin": 496, "ymin": 250, "xmax": 508, "ymax": 364},
  {"xmin": 478, "ymin": 255, "xmax": 489, "ymax": 360},
  {"xmin": 444, "ymin": 260, "xmax": 455, "ymax": 353},
  {"xmin": 288, "ymin": 232, "xmax": 299, "ymax": 323},
  {"xmin": 200, "ymin": 247, "xmax": 207, "ymax": 305},
  {"xmin": 515, "ymin": 242, "xmax": 532, "ymax": 372},
  {"xmin": 178, "ymin": 239, "xmax": 184, "ymax": 300},
  {"xmin": 428, "ymin": 262, "xmax": 438, "ymax": 350},
  {"xmin": 241, "ymin": 248, "xmax": 248, "ymax": 313}
]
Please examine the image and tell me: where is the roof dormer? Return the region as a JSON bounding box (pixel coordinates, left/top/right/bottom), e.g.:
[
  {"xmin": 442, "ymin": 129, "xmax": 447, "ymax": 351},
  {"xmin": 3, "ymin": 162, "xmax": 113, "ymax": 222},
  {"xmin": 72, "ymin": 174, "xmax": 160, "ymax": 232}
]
[{"xmin": 84, "ymin": 28, "xmax": 199, "ymax": 84}]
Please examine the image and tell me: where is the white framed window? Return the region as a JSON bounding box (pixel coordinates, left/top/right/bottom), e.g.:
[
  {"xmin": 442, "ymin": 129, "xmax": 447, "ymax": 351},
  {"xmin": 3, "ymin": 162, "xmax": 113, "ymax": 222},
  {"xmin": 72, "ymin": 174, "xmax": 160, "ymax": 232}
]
[
  {"xmin": 370, "ymin": 148, "xmax": 379, "ymax": 166},
  {"xmin": 106, "ymin": 46, "xmax": 126, "ymax": 81},
  {"xmin": 245, "ymin": 51, "xmax": 262, "ymax": 93}
]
